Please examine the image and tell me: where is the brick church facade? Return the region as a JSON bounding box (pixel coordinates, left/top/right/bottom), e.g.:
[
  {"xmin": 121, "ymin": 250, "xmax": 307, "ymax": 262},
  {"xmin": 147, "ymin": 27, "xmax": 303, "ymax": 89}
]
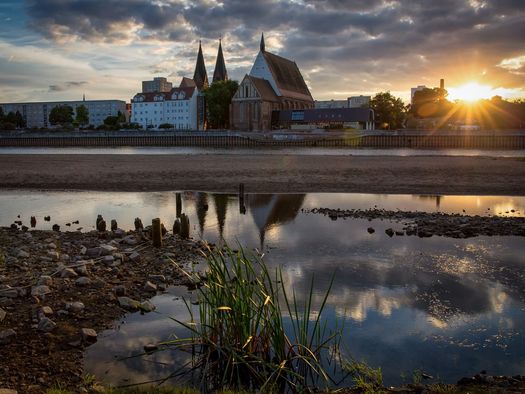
[{"xmin": 230, "ymin": 34, "xmax": 314, "ymax": 131}]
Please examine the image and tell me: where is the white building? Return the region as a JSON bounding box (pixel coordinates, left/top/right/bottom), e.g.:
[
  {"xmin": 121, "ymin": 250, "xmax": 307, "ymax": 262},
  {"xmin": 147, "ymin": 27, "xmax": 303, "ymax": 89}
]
[
  {"xmin": 314, "ymin": 100, "xmax": 347, "ymax": 109},
  {"xmin": 0, "ymin": 99, "xmax": 127, "ymax": 128},
  {"xmin": 131, "ymin": 86, "xmax": 198, "ymax": 129},
  {"xmin": 348, "ymin": 95, "xmax": 371, "ymax": 108}
]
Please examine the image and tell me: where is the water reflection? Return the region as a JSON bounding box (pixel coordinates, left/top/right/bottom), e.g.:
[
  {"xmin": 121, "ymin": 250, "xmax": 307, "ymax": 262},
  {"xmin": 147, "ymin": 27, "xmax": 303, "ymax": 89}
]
[{"xmin": 1, "ymin": 190, "xmax": 524, "ymax": 386}]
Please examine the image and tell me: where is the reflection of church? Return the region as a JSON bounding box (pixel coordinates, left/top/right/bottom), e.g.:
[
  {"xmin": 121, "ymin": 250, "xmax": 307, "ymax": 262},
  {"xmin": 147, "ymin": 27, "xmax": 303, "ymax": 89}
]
[{"xmin": 230, "ymin": 34, "xmax": 314, "ymax": 131}]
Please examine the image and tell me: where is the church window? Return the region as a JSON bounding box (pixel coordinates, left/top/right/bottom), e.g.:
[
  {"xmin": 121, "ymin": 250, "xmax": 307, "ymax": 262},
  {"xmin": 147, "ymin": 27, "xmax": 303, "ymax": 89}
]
[{"xmin": 245, "ymin": 85, "xmax": 249, "ymax": 98}]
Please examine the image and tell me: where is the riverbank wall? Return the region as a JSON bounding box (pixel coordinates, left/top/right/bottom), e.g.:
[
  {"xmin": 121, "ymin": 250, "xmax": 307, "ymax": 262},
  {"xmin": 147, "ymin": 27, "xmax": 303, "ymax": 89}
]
[{"xmin": 1, "ymin": 130, "xmax": 525, "ymax": 149}]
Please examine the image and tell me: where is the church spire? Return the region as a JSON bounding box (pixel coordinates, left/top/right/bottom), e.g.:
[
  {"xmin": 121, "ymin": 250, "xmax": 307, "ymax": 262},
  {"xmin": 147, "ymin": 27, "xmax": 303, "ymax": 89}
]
[
  {"xmin": 212, "ymin": 38, "xmax": 228, "ymax": 83},
  {"xmin": 193, "ymin": 40, "xmax": 209, "ymax": 90},
  {"xmin": 260, "ymin": 32, "xmax": 265, "ymax": 52}
]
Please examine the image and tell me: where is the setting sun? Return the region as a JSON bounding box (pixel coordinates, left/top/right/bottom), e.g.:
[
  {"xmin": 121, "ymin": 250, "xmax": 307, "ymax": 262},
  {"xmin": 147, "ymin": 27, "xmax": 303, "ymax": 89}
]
[{"xmin": 447, "ymin": 82, "xmax": 495, "ymax": 102}]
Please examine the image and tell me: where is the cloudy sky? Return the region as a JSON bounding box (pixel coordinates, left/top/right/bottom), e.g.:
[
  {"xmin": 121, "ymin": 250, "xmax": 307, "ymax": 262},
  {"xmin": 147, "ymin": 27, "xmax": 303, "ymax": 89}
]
[{"xmin": 0, "ymin": 0, "xmax": 524, "ymax": 103}]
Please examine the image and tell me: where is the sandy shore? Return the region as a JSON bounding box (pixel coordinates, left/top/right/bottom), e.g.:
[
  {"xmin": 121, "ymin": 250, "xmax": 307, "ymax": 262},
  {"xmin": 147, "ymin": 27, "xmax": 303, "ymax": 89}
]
[{"xmin": 1, "ymin": 154, "xmax": 524, "ymax": 195}]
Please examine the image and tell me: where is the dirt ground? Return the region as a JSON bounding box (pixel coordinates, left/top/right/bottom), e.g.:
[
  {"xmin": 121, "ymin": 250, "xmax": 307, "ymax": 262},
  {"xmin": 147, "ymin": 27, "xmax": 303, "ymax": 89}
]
[{"xmin": 0, "ymin": 154, "xmax": 524, "ymax": 195}]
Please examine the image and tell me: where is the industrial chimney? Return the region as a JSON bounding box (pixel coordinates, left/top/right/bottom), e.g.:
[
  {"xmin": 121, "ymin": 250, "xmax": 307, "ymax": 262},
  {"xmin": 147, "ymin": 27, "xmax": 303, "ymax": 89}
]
[{"xmin": 440, "ymin": 79, "xmax": 445, "ymax": 90}]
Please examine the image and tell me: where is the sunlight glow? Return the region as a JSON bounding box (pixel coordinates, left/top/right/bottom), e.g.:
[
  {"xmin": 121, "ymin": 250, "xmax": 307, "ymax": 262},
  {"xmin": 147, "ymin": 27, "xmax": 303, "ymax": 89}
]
[{"xmin": 448, "ymin": 82, "xmax": 495, "ymax": 102}]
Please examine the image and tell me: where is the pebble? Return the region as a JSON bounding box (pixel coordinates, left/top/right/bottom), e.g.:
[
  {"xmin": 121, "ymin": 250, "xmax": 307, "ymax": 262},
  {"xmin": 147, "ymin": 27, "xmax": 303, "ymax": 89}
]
[
  {"xmin": 144, "ymin": 343, "xmax": 158, "ymax": 352},
  {"xmin": 0, "ymin": 308, "xmax": 6, "ymax": 322},
  {"xmin": 37, "ymin": 275, "xmax": 53, "ymax": 286},
  {"xmin": 31, "ymin": 285, "xmax": 51, "ymax": 297},
  {"xmin": 37, "ymin": 317, "xmax": 56, "ymax": 332},
  {"xmin": 103, "ymin": 255, "xmax": 115, "ymax": 264},
  {"xmin": 129, "ymin": 251, "xmax": 141, "ymax": 262},
  {"xmin": 139, "ymin": 300, "xmax": 156, "ymax": 312},
  {"xmin": 47, "ymin": 251, "xmax": 59, "ymax": 261},
  {"xmin": 100, "ymin": 244, "xmax": 117, "ymax": 255},
  {"xmin": 118, "ymin": 296, "xmax": 141, "ymax": 310},
  {"xmin": 0, "ymin": 388, "xmax": 18, "ymax": 394},
  {"xmin": 80, "ymin": 328, "xmax": 97, "ymax": 344},
  {"xmin": 61, "ymin": 268, "xmax": 78, "ymax": 278},
  {"xmin": 41, "ymin": 306, "xmax": 53, "ymax": 316},
  {"xmin": 0, "ymin": 329, "xmax": 16, "ymax": 344},
  {"xmin": 144, "ymin": 281, "xmax": 157, "ymax": 292},
  {"xmin": 75, "ymin": 264, "xmax": 89, "ymax": 276},
  {"xmin": 113, "ymin": 285, "xmax": 126, "ymax": 296},
  {"xmin": 148, "ymin": 274, "xmax": 166, "ymax": 283},
  {"xmin": 75, "ymin": 277, "xmax": 91, "ymax": 286},
  {"xmin": 17, "ymin": 250, "xmax": 30, "ymax": 259},
  {"xmin": 367, "ymin": 227, "xmax": 375, "ymax": 234},
  {"xmin": 1, "ymin": 286, "xmax": 19, "ymax": 299},
  {"xmin": 66, "ymin": 301, "xmax": 85, "ymax": 314}
]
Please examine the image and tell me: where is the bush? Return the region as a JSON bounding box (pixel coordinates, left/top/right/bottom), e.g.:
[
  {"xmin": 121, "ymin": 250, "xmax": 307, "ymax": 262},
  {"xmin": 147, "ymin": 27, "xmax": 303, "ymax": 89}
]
[{"xmin": 159, "ymin": 123, "xmax": 174, "ymax": 129}]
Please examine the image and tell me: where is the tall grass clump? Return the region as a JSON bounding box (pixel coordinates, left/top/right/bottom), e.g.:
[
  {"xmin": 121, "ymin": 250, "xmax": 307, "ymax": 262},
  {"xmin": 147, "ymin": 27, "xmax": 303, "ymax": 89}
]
[{"xmin": 167, "ymin": 245, "xmax": 343, "ymax": 392}]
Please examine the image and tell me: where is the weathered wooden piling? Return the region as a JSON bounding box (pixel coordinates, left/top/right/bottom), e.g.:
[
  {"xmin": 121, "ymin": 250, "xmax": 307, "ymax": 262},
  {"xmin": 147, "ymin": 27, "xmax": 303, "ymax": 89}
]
[
  {"xmin": 97, "ymin": 219, "xmax": 106, "ymax": 232},
  {"xmin": 173, "ymin": 218, "xmax": 181, "ymax": 234},
  {"xmin": 180, "ymin": 213, "xmax": 190, "ymax": 239},
  {"xmin": 176, "ymin": 193, "xmax": 182, "ymax": 218},
  {"xmin": 152, "ymin": 218, "xmax": 163, "ymax": 248},
  {"xmin": 134, "ymin": 217, "xmax": 143, "ymax": 231},
  {"xmin": 44, "ymin": 216, "xmax": 50, "ymax": 221},
  {"xmin": 52, "ymin": 224, "xmax": 60, "ymax": 232},
  {"xmin": 111, "ymin": 219, "xmax": 118, "ymax": 231},
  {"xmin": 239, "ymin": 183, "xmax": 246, "ymax": 214},
  {"xmin": 96, "ymin": 214, "xmax": 103, "ymax": 228},
  {"xmin": 30, "ymin": 216, "xmax": 36, "ymax": 228}
]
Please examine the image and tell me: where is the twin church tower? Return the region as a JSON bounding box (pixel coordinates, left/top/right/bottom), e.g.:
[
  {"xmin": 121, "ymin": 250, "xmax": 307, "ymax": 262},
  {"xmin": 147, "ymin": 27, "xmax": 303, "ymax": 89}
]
[{"xmin": 192, "ymin": 39, "xmax": 228, "ymax": 91}]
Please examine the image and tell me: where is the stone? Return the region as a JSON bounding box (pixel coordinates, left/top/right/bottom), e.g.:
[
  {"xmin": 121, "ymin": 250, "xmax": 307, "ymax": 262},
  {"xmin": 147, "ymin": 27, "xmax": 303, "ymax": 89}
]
[
  {"xmin": 61, "ymin": 268, "xmax": 78, "ymax": 278},
  {"xmin": 148, "ymin": 274, "xmax": 166, "ymax": 283},
  {"xmin": 103, "ymin": 255, "xmax": 115, "ymax": 264},
  {"xmin": 385, "ymin": 228, "xmax": 394, "ymax": 237},
  {"xmin": 31, "ymin": 285, "xmax": 51, "ymax": 297},
  {"xmin": 139, "ymin": 300, "xmax": 156, "ymax": 312},
  {"xmin": 37, "ymin": 275, "xmax": 53, "ymax": 286},
  {"xmin": 113, "ymin": 285, "xmax": 126, "ymax": 296},
  {"xmin": 38, "ymin": 317, "xmax": 56, "ymax": 332},
  {"xmin": 41, "ymin": 306, "xmax": 53, "ymax": 316},
  {"xmin": 123, "ymin": 235, "xmax": 137, "ymax": 245},
  {"xmin": 113, "ymin": 228, "xmax": 126, "ymax": 237},
  {"xmin": 100, "ymin": 244, "xmax": 117, "ymax": 255},
  {"xmin": 144, "ymin": 343, "xmax": 158, "ymax": 352},
  {"xmin": 367, "ymin": 227, "xmax": 375, "ymax": 234},
  {"xmin": 1, "ymin": 286, "xmax": 19, "ymax": 299},
  {"xmin": 118, "ymin": 296, "xmax": 140, "ymax": 310},
  {"xmin": 47, "ymin": 250, "xmax": 59, "ymax": 261},
  {"xmin": 0, "ymin": 388, "xmax": 18, "ymax": 394},
  {"xmin": 80, "ymin": 246, "xmax": 87, "ymax": 255},
  {"xmin": 0, "ymin": 308, "xmax": 6, "ymax": 322},
  {"xmin": 129, "ymin": 252, "xmax": 141, "ymax": 262},
  {"xmin": 81, "ymin": 328, "xmax": 97, "ymax": 344},
  {"xmin": 17, "ymin": 249, "xmax": 30, "ymax": 258},
  {"xmin": 0, "ymin": 329, "xmax": 16, "ymax": 345},
  {"xmin": 75, "ymin": 277, "xmax": 91, "ymax": 286},
  {"xmin": 86, "ymin": 247, "xmax": 101, "ymax": 257},
  {"xmin": 75, "ymin": 264, "xmax": 89, "ymax": 276},
  {"xmin": 66, "ymin": 301, "xmax": 85, "ymax": 314},
  {"xmin": 47, "ymin": 242, "xmax": 57, "ymax": 249},
  {"xmin": 144, "ymin": 281, "xmax": 157, "ymax": 292}
]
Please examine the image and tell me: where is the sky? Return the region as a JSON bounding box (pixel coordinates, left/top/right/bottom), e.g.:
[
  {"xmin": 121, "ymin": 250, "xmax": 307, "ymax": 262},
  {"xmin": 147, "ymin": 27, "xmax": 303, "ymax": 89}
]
[{"xmin": 0, "ymin": 0, "xmax": 524, "ymax": 104}]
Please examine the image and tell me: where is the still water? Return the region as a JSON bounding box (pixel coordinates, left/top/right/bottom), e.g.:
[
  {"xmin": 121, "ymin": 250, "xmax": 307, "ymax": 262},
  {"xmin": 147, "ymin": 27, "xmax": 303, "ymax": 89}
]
[
  {"xmin": 1, "ymin": 191, "xmax": 525, "ymax": 387},
  {"xmin": 1, "ymin": 146, "xmax": 525, "ymax": 157}
]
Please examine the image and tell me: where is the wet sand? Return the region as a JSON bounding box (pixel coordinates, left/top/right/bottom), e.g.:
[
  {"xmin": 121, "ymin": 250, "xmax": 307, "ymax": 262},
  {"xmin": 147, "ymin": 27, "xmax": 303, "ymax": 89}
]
[{"xmin": 1, "ymin": 154, "xmax": 525, "ymax": 195}]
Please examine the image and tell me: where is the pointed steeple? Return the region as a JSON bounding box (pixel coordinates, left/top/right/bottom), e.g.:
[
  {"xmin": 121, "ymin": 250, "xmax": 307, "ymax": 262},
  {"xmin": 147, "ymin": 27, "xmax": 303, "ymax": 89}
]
[
  {"xmin": 193, "ymin": 40, "xmax": 209, "ymax": 91},
  {"xmin": 212, "ymin": 39, "xmax": 228, "ymax": 83},
  {"xmin": 260, "ymin": 32, "xmax": 265, "ymax": 52}
]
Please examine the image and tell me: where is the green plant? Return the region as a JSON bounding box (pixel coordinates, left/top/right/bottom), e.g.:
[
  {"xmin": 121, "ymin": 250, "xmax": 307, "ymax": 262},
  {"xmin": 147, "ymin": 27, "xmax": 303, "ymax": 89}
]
[
  {"xmin": 345, "ymin": 360, "xmax": 384, "ymax": 393},
  {"xmin": 166, "ymin": 245, "xmax": 342, "ymax": 392}
]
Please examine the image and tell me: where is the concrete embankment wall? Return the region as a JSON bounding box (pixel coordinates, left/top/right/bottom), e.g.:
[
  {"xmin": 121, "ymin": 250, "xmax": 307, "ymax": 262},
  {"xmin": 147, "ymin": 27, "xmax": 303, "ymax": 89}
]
[{"xmin": 0, "ymin": 131, "xmax": 524, "ymax": 149}]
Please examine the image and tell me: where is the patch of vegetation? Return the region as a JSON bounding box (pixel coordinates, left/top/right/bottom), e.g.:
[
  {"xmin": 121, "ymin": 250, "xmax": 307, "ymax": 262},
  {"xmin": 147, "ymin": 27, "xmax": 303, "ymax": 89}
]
[
  {"xmin": 344, "ymin": 360, "xmax": 385, "ymax": 393},
  {"xmin": 166, "ymin": 245, "xmax": 342, "ymax": 392}
]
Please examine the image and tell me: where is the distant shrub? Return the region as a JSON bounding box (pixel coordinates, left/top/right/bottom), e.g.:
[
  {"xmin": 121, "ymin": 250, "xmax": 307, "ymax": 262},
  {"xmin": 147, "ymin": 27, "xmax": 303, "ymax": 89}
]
[{"xmin": 159, "ymin": 123, "xmax": 174, "ymax": 129}]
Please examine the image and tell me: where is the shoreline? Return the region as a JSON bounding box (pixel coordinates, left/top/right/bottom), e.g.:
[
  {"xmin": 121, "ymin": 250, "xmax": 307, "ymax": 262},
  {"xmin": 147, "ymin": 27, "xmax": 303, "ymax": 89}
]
[{"xmin": 1, "ymin": 154, "xmax": 524, "ymax": 195}]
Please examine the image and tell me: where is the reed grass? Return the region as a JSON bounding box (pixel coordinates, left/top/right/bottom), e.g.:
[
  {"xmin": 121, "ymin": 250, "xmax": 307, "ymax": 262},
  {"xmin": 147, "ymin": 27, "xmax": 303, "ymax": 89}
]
[{"xmin": 166, "ymin": 244, "xmax": 343, "ymax": 392}]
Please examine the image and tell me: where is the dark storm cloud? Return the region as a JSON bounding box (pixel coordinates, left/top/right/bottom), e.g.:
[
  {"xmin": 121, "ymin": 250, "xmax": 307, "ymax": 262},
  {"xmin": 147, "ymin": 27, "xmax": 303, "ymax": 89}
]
[{"xmin": 25, "ymin": 0, "xmax": 525, "ymax": 96}]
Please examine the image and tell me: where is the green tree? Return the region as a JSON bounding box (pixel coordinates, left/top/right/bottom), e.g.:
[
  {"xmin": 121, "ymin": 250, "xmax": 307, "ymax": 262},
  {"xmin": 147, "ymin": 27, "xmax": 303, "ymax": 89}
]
[
  {"xmin": 370, "ymin": 92, "xmax": 407, "ymax": 130},
  {"xmin": 49, "ymin": 105, "xmax": 74, "ymax": 126},
  {"xmin": 0, "ymin": 107, "xmax": 4, "ymax": 121},
  {"xmin": 203, "ymin": 80, "xmax": 239, "ymax": 129},
  {"xmin": 411, "ymin": 87, "xmax": 452, "ymax": 118},
  {"xmin": 75, "ymin": 104, "xmax": 89, "ymax": 126}
]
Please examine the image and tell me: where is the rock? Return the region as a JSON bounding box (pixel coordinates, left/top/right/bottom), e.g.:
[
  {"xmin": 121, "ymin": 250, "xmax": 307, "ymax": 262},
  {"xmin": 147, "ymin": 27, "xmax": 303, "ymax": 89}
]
[
  {"xmin": 37, "ymin": 275, "xmax": 53, "ymax": 286},
  {"xmin": 75, "ymin": 277, "xmax": 91, "ymax": 286},
  {"xmin": 139, "ymin": 300, "xmax": 156, "ymax": 312},
  {"xmin": 81, "ymin": 328, "xmax": 97, "ymax": 344},
  {"xmin": 75, "ymin": 264, "xmax": 89, "ymax": 276},
  {"xmin": 385, "ymin": 228, "xmax": 394, "ymax": 237},
  {"xmin": 61, "ymin": 268, "xmax": 78, "ymax": 278},
  {"xmin": 118, "ymin": 296, "xmax": 140, "ymax": 310},
  {"xmin": 21, "ymin": 225, "xmax": 29, "ymax": 232},
  {"xmin": 41, "ymin": 306, "xmax": 53, "ymax": 316},
  {"xmin": 113, "ymin": 285, "xmax": 126, "ymax": 296},
  {"xmin": 123, "ymin": 235, "xmax": 137, "ymax": 245},
  {"xmin": 100, "ymin": 244, "xmax": 117, "ymax": 255},
  {"xmin": 47, "ymin": 242, "xmax": 57, "ymax": 249},
  {"xmin": 144, "ymin": 281, "xmax": 157, "ymax": 292},
  {"xmin": 66, "ymin": 301, "xmax": 85, "ymax": 314},
  {"xmin": 0, "ymin": 308, "xmax": 6, "ymax": 322},
  {"xmin": 86, "ymin": 247, "xmax": 101, "ymax": 257},
  {"xmin": 103, "ymin": 255, "xmax": 115, "ymax": 264},
  {"xmin": 31, "ymin": 285, "xmax": 51, "ymax": 297},
  {"xmin": 144, "ymin": 343, "xmax": 158, "ymax": 352},
  {"xmin": 0, "ymin": 388, "xmax": 18, "ymax": 393},
  {"xmin": 52, "ymin": 224, "xmax": 60, "ymax": 232},
  {"xmin": 129, "ymin": 251, "xmax": 141, "ymax": 262},
  {"xmin": 47, "ymin": 250, "xmax": 59, "ymax": 261},
  {"xmin": 173, "ymin": 218, "xmax": 181, "ymax": 234},
  {"xmin": 367, "ymin": 227, "xmax": 375, "ymax": 234},
  {"xmin": 80, "ymin": 246, "xmax": 87, "ymax": 255},
  {"xmin": 17, "ymin": 249, "xmax": 30, "ymax": 258},
  {"xmin": 149, "ymin": 274, "xmax": 166, "ymax": 283},
  {"xmin": 37, "ymin": 317, "xmax": 56, "ymax": 332},
  {"xmin": 1, "ymin": 286, "xmax": 19, "ymax": 299},
  {"xmin": 0, "ymin": 329, "xmax": 16, "ymax": 345},
  {"xmin": 113, "ymin": 228, "xmax": 126, "ymax": 237}
]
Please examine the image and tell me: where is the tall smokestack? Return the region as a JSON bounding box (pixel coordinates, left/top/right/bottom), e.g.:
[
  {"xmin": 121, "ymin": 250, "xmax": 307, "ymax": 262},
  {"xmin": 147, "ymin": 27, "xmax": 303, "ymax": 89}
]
[{"xmin": 440, "ymin": 79, "xmax": 445, "ymax": 90}]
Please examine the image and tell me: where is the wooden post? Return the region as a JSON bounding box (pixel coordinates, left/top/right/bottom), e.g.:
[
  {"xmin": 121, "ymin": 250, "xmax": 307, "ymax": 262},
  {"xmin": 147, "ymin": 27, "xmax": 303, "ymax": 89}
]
[
  {"xmin": 180, "ymin": 213, "xmax": 190, "ymax": 239},
  {"xmin": 152, "ymin": 218, "xmax": 162, "ymax": 248},
  {"xmin": 111, "ymin": 219, "xmax": 118, "ymax": 231},
  {"xmin": 176, "ymin": 193, "xmax": 182, "ymax": 218},
  {"xmin": 173, "ymin": 218, "xmax": 181, "ymax": 234},
  {"xmin": 239, "ymin": 183, "xmax": 246, "ymax": 214},
  {"xmin": 134, "ymin": 217, "xmax": 143, "ymax": 231},
  {"xmin": 30, "ymin": 216, "xmax": 36, "ymax": 228},
  {"xmin": 96, "ymin": 214, "xmax": 103, "ymax": 228}
]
